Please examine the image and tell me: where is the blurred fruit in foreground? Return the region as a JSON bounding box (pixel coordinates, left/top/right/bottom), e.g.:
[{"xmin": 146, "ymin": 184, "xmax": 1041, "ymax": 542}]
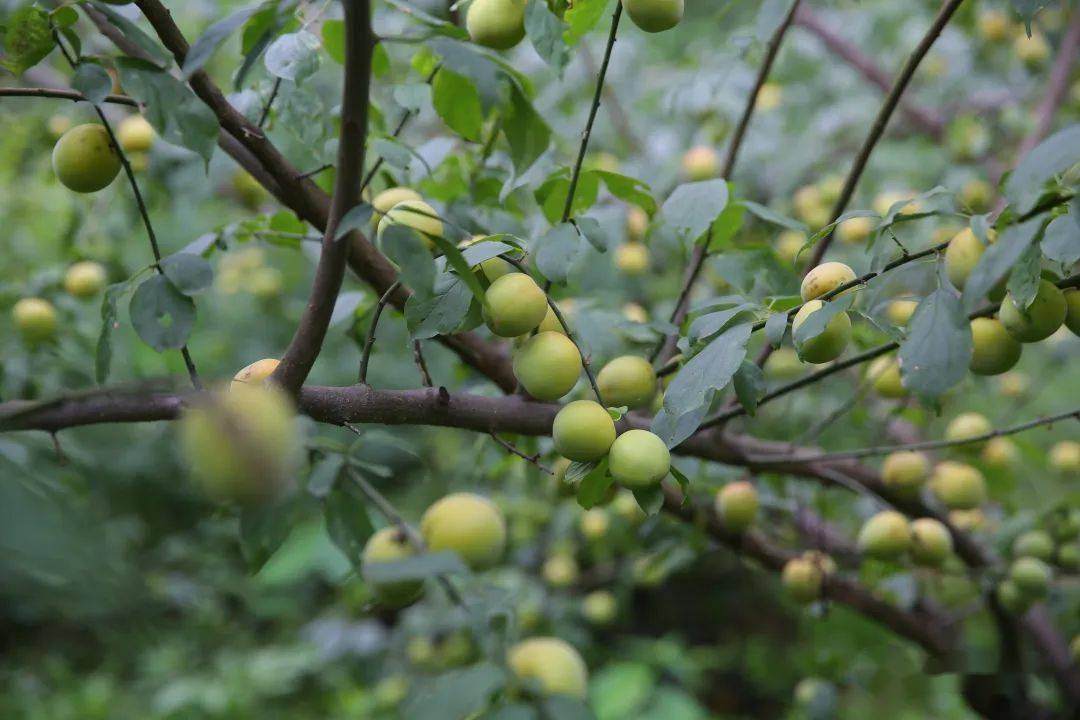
[
  {"xmin": 945, "ymin": 412, "xmax": 992, "ymax": 449},
  {"xmin": 1013, "ymin": 530, "xmax": 1054, "ymax": 562},
  {"xmin": 582, "ymin": 590, "xmax": 617, "ymax": 625},
  {"xmin": 981, "ymin": 437, "xmax": 1019, "ymax": 469},
  {"xmin": 886, "ymin": 298, "xmax": 919, "ymax": 326},
  {"xmin": 117, "ymin": 114, "xmax": 155, "ymax": 153},
  {"xmin": 420, "ymin": 493, "xmax": 507, "ymax": 570},
  {"xmin": 782, "ymin": 557, "xmax": 824, "ymax": 604},
  {"xmin": 231, "ymin": 358, "xmax": 280, "ymax": 392},
  {"xmin": 681, "ymin": 144, "xmax": 719, "ymax": 180},
  {"xmin": 542, "ymin": 553, "xmax": 579, "ymax": 587},
  {"xmin": 232, "ymin": 169, "xmax": 270, "ymax": 208},
  {"xmin": 13, "ymin": 298, "xmax": 58, "ymax": 344},
  {"xmin": 361, "ymin": 527, "xmax": 425, "ymax": 608},
  {"xmin": 64, "ymin": 261, "xmax": 108, "ymax": 299},
  {"xmin": 978, "ymin": 9, "xmax": 1011, "ymax": 42},
  {"xmin": 775, "ymin": 230, "xmax": 805, "ymax": 264},
  {"xmin": 715, "ymin": 481, "xmax": 758, "ymax": 533},
  {"xmin": 763, "ymin": 347, "xmax": 803, "ymax": 379},
  {"xmin": 508, "ymin": 637, "xmax": 588, "ymax": 698},
  {"xmin": 997, "ymin": 372, "xmax": 1029, "ymax": 398},
  {"xmin": 52, "ymin": 124, "xmax": 121, "ymax": 193},
  {"xmin": 615, "ymin": 242, "xmax": 649, "ymax": 274},
  {"xmin": 1049, "ymin": 441, "xmax": 1080, "ymax": 475},
  {"xmin": 1014, "ymin": 31, "xmax": 1049, "ymax": 67}
]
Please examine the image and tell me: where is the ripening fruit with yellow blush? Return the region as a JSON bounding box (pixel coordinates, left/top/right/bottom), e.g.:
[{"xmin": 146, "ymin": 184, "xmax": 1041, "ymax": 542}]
[
  {"xmin": 231, "ymin": 358, "xmax": 280, "ymax": 392},
  {"xmin": 857, "ymin": 510, "xmax": 911, "ymax": 560},
  {"xmin": 466, "ymin": 0, "xmax": 526, "ymax": 49},
  {"xmin": 117, "ymin": 114, "xmax": 155, "ymax": 153},
  {"xmin": 836, "ymin": 216, "xmax": 874, "ymax": 245},
  {"xmin": 681, "ymin": 144, "xmax": 719, "ymax": 180},
  {"xmin": 945, "ymin": 227, "xmax": 999, "ymax": 292},
  {"xmin": 622, "ymin": 302, "xmax": 647, "ymax": 324},
  {"xmin": 597, "ymin": 355, "xmax": 657, "ymax": 409},
  {"xmin": 1014, "ymin": 31, "xmax": 1050, "ymax": 67},
  {"xmin": 982, "ymin": 436, "xmax": 1020, "ymax": 469},
  {"xmin": 969, "ymin": 317, "xmax": 1021, "ymax": 375},
  {"xmin": 361, "ymin": 527, "xmax": 425, "ymax": 608},
  {"xmin": 47, "ymin": 114, "xmax": 72, "ymax": 140},
  {"xmin": 624, "ymin": 0, "xmax": 684, "ymax": 33},
  {"xmin": 793, "ymin": 185, "xmax": 829, "ymax": 228},
  {"xmin": 754, "ymin": 82, "xmax": 783, "ymax": 112},
  {"xmin": 12, "ymin": 298, "xmax": 57, "ymax": 344},
  {"xmin": 800, "ymin": 262, "xmax": 856, "ymax": 302},
  {"xmin": 715, "ymin": 481, "xmax": 759, "ymax": 533},
  {"xmin": 1050, "ymin": 441, "xmax": 1080, "ymax": 475},
  {"xmin": 513, "ymin": 331, "xmax": 581, "ymax": 401},
  {"xmin": 931, "ymin": 461, "xmax": 987, "ymax": 510},
  {"xmin": 582, "ymin": 590, "xmax": 617, "ymax": 625},
  {"xmin": 867, "ymin": 355, "xmax": 906, "ymax": 398},
  {"xmin": 881, "ymin": 450, "xmax": 929, "ymax": 493},
  {"xmin": 483, "ymin": 272, "xmax": 548, "ymax": 337},
  {"xmin": 64, "ymin": 261, "xmax": 108, "ymax": 299},
  {"xmin": 552, "ymin": 400, "xmax": 616, "ymax": 462},
  {"xmin": 945, "ymin": 412, "xmax": 992, "ymax": 450},
  {"xmin": 420, "ymin": 492, "xmax": 507, "ymax": 569},
  {"xmin": 775, "ymin": 230, "xmax": 805, "ymax": 265},
  {"xmin": 792, "ymin": 301, "xmax": 852, "ymax": 364},
  {"xmin": 763, "ymin": 347, "xmax": 803, "ymax": 379},
  {"xmin": 608, "ymin": 429, "xmax": 670, "ymax": 488},
  {"xmin": 978, "ymin": 9, "xmax": 1011, "ymax": 42},
  {"xmin": 999, "ymin": 279, "xmax": 1067, "ymax": 342},
  {"xmin": 910, "ymin": 518, "xmax": 953, "ymax": 567},
  {"xmin": 626, "ymin": 206, "xmax": 649, "ymax": 241},
  {"xmin": 782, "ymin": 557, "xmax": 823, "ymax": 604},
  {"xmin": 873, "ymin": 191, "xmax": 920, "ymax": 217},
  {"xmin": 377, "ymin": 199, "xmax": 443, "ymax": 250},
  {"xmin": 960, "ymin": 179, "xmax": 993, "ymax": 212},
  {"xmin": 886, "ymin": 298, "xmax": 919, "ymax": 326},
  {"xmin": 543, "ymin": 553, "xmax": 579, "ymax": 587},
  {"xmin": 615, "ymin": 242, "xmax": 649, "ymax": 274},
  {"xmin": 372, "ymin": 186, "xmax": 422, "ymax": 218},
  {"xmin": 508, "ymin": 637, "xmax": 588, "ymax": 699},
  {"xmin": 52, "ymin": 124, "xmax": 121, "ymax": 193}
]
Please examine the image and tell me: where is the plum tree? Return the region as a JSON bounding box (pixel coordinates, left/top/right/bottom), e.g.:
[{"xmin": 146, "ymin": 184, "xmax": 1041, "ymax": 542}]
[
  {"xmin": 376, "ymin": 199, "xmax": 443, "ymax": 249},
  {"xmin": 881, "ymin": 450, "xmax": 929, "ymax": 493},
  {"xmin": 552, "ymin": 400, "xmax": 617, "ymax": 462},
  {"xmin": 177, "ymin": 386, "xmax": 299, "ymax": 507},
  {"xmin": 800, "ymin": 262, "xmax": 856, "ymax": 301},
  {"xmin": 12, "ymin": 298, "xmax": 57, "ymax": 343},
  {"xmin": 361, "ymin": 527, "xmax": 425, "ymax": 608},
  {"xmin": 714, "ymin": 481, "xmax": 759, "ymax": 533},
  {"xmin": 792, "ymin": 300, "xmax": 852, "ymax": 363},
  {"xmin": 857, "ymin": 511, "xmax": 911, "ymax": 560},
  {"xmin": 931, "ymin": 461, "xmax": 987, "ymax": 510},
  {"xmin": 513, "ymin": 331, "xmax": 582, "ymax": 400},
  {"xmin": 1013, "ymin": 530, "xmax": 1055, "ymax": 561},
  {"xmin": 466, "ymin": 0, "xmax": 526, "ymax": 50},
  {"xmin": 51, "ymin": 124, "xmax": 121, "ymax": 193},
  {"xmin": 117, "ymin": 114, "xmax": 155, "ymax": 153},
  {"xmin": 867, "ymin": 355, "xmax": 906, "ymax": 398},
  {"xmin": 608, "ymin": 429, "xmax": 671, "ymax": 487},
  {"xmin": 624, "ymin": 0, "xmax": 684, "ymax": 34},
  {"xmin": 420, "ymin": 493, "xmax": 507, "ymax": 570},
  {"xmin": 596, "ymin": 355, "xmax": 657, "ymax": 409},
  {"xmin": 910, "ymin": 518, "xmax": 953, "ymax": 567},
  {"xmin": 483, "ymin": 272, "xmax": 549, "ymax": 338},
  {"xmin": 969, "ymin": 317, "xmax": 1022, "ymax": 375},
  {"xmin": 231, "ymin": 358, "xmax": 280, "ymax": 391},
  {"xmin": 63, "ymin": 261, "xmax": 107, "ymax": 299},
  {"xmin": 681, "ymin": 145, "xmax": 719, "ymax": 180},
  {"xmin": 999, "ymin": 279, "xmax": 1067, "ymax": 342},
  {"xmin": 507, "ymin": 637, "xmax": 588, "ymax": 698}
]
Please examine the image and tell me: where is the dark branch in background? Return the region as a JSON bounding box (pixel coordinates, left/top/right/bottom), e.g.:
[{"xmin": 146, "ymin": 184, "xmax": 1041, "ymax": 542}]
[
  {"xmin": 50, "ymin": 28, "xmax": 201, "ymax": 389},
  {"xmin": 1014, "ymin": 7, "xmax": 1080, "ymax": 161},
  {"xmin": 792, "ymin": 5, "xmax": 945, "ymax": 138},
  {"xmin": 358, "ymin": 281, "xmax": 401, "ymax": 384},
  {"xmin": 652, "ymin": 0, "xmax": 802, "ymax": 364},
  {"xmin": 273, "ymin": 0, "xmax": 374, "ymax": 394},
  {"xmin": 578, "ymin": 43, "xmax": 639, "ymax": 150},
  {"xmin": 489, "ymin": 432, "xmax": 554, "ymax": 475},
  {"xmin": 0, "ymin": 87, "xmax": 138, "ymax": 106},
  {"xmin": 806, "ymin": 0, "xmax": 965, "ymax": 267}
]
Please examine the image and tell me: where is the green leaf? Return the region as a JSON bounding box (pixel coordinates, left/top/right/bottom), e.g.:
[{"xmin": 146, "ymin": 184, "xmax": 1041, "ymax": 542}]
[
  {"xmin": 362, "ymin": 551, "xmax": 468, "ymax": 583},
  {"xmin": 632, "ymin": 485, "xmax": 664, "ymax": 515},
  {"xmin": 574, "ymin": 216, "xmax": 609, "ymax": 252},
  {"xmin": 429, "ymin": 234, "xmax": 488, "ymax": 303},
  {"xmin": 402, "ymin": 662, "xmax": 506, "ymax": 720},
  {"xmin": 88, "ymin": 1, "xmax": 171, "ymax": 66},
  {"xmin": 594, "ymin": 170, "xmax": 656, "ymax": 215},
  {"xmin": 116, "ymin": 58, "xmax": 221, "ymax": 163},
  {"xmin": 71, "ymin": 62, "xmax": 113, "ymax": 106},
  {"xmin": 240, "ymin": 499, "xmax": 296, "ymax": 573},
  {"xmin": 576, "ymin": 458, "xmax": 613, "ymax": 509},
  {"xmin": 481, "ymin": 704, "xmax": 539, "ymax": 720},
  {"xmin": 324, "ymin": 479, "xmax": 375, "ymax": 568},
  {"xmin": 432, "ymin": 68, "xmax": 483, "ymax": 141},
  {"xmin": 733, "ymin": 360, "xmax": 766, "ymax": 416},
  {"xmin": 1006, "ymin": 241, "xmax": 1043, "ymax": 311},
  {"xmin": 1, "ymin": 6, "xmax": 54, "ymax": 76},
  {"xmin": 264, "ymin": 30, "xmax": 320, "ymax": 83},
  {"xmin": 793, "ymin": 295, "xmax": 853, "ymax": 352},
  {"xmin": 961, "ymin": 217, "xmax": 1041, "ymax": 310},
  {"xmin": 405, "ymin": 276, "xmax": 475, "ymax": 339},
  {"xmin": 764, "ymin": 309, "xmax": 789, "ymax": 348},
  {"xmin": 655, "ymin": 180, "xmax": 729, "ymax": 247},
  {"xmin": 236, "ymin": 2, "xmax": 286, "ymax": 89},
  {"xmin": 503, "ymin": 81, "xmax": 552, "ymax": 174},
  {"xmin": 525, "ymin": 0, "xmax": 569, "ymax": 70},
  {"xmin": 740, "ymin": 200, "xmax": 806, "ymax": 232},
  {"xmin": 565, "ymin": 0, "xmax": 612, "ymax": 41},
  {"xmin": 160, "ymin": 253, "xmax": 213, "ymax": 296},
  {"xmin": 306, "ymin": 454, "xmax": 345, "ymax": 498},
  {"xmin": 382, "ymin": 225, "xmax": 437, "ymax": 299},
  {"xmin": 333, "ymin": 203, "xmax": 374, "ymax": 241},
  {"xmin": 543, "ymin": 697, "xmax": 596, "ymax": 720},
  {"xmin": 1004, "ymin": 124, "xmax": 1080, "ymax": 214},
  {"xmin": 95, "ymin": 282, "xmax": 127, "ymax": 384},
  {"xmin": 591, "ymin": 662, "xmax": 656, "ymax": 720},
  {"xmin": 182, "ymin": 4, "xmax": 262, "ymax": 78},
  {"xmin": 898, "ymin": 279, "xmax": 972, "ymax": 403},
  {"xmin": 129, "ymin": 274, "xmax": 196, "ymax": 352},
  {"xmin": 321, "ymin": 18, "xmax": 345, "ymax": 64},
  {"xmin": 535, "ymin": 223, "xmax": 582, "ymax": 284},
  {"xmin": 51, "ymin": 6, "xmax": 79, "ymax": 29},
  {"xmin": 1009, "ymin": 0, "xmax": 1053, "ymax": 35},
  {"xmin": 1042, "ymin": 213, "xmax": 1080, "ymax": 267}
]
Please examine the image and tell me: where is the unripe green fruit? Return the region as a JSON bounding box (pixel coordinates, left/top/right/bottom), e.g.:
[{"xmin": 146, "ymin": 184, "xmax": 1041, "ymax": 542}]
[
  {"xmin": 552, "ymin": 400, "xmax": 616, "ymax": 462},
  {"xmin": 52, "ymin": 124, "xmax": 121, "ymax": 193},
  {"xmin": 420, "ymin": 493, "xmax": 506, "ymax": 570},
  {"xmin": 608, "ymin": 429, "xmax": 670, "ymax": 488},
  {"xmin": 372, "ymin": 186, "xmax": 421, "ymax": 216},
  {"xmin": 177, "ymin": 386, "xmax": 300, "ymax": 507},
  {"xmin": 945, "ymin": 412, "xmax": 992, "ymax": 450},
  {"xmin": 782, "ymin": 558, "xmax": 823, "ymax": 604},
  {"xmin": 867, "ymin": 355, "xmax": 906, "ymax": 398},
  {"xmin": 117, "ymin": 114, "xmax": 155, "ymax": 153},
  {"xmin": 1056, "ymin": 542, "xmax": 1080, "ymax": 572},
  {"xmin": 543, "ymin": 553, "xmax": 579, "ymax": 587},
  {"xmin": 981, "ymin": 437, "xmax": 1019, "ymax": 469},
  {"xmin": 483, "ymin": 272, "xmax": 548, "ymax": 337},
  {"xmin": 597, "ymin": 355, "xmax": 657, "ymax": 409},
  {"xmin": 681, "ymin": 145, "xmax": 719, "ymax": 180},
  {"xmin": 763, "ymin": 347, "xmax": 803, "ymax": 379},
  {"xmin": 931, "ymin": 461, "xmax": 987, "ymax": 510},
  {"xmin": 513, "ymin": 331, "xmax": 581, "ymax": 400},
  {"xmin": 361, "ymin": 527, "xmax": 425, "ymax": 608},
  {"xmin": 582, "ymin": 590, "xmax": 617, "ymax": 625},
  {"xmin": 996, "ymin": 580, "xmax": 1031, "ymax": 616},
  {"xmin": 886, "ymin": 298, "xmax": 918, "ymax": 326},
  {"xmin": 1050, "ymin": 441, "xmax": 1080, "ymax": 474},
  {"xmin": 715, "ymin": 481, "xmax": 759, "ymax": 533},
  {"xmin": 800, "ymin": 262, "xmax": 856, "ymax": 302},
  {"xmin": 910, "ymin": 518, "xmax": 953, "ymax": 567},
  {"xmin": 579, "ymin": 508, "xmax": 609, "ymax": 540},
  {"xmin": 969, "ymin": 317, "xmax": 1022, "ymax": 375},
  {"xmin": 881, "ymin": 450, "xmax": 929, "ymax": 493},
  {"xmin": 12, "ymin": 298, "xmax": 57, "ymax": 343},
  {"xmin": 1064, "ymin": 289, "xmax": 1080, "ymax": 336},
  {"xmin": 1013, "ymin": 530, "xmax": 1055, "ymax": 561},
  {"xmin": 999, "ymin": 279, "xmax": 1067, "ymax": 342},
  {"xmin": 377, "ymin": 199, "xmax": 443, "ymax": 250},
  {"xmin": 1009, "ymin": 556, "xmax": 1051, "ymax": 598},
  {"xmin": 624, "ymin": 0, "xmax": 684, "ymax": 33},
  {"xmin": 857, "ymin": 510, "xmax": 911, "ymax": 560},
  {"xmin": 64, "ymin": 261, "xmax": 108, "ymax": 299},
  {"xmin": 466, "ymin": 0, "xmax": 526, "ymax": 49},
  {"xmin": 508, "ymin": 637, "xmax": 588, "ymax": 699},
  {"xmin": 802, "ymin": 550, "xmax": 837, "ymax": 578},
  {"xmin": 792, "ymin": 301, "xmax": 851, "ymax": 364},
  {"xmin": 231, "ymin": 358, "xmax": 280, "ymax": 392},
  {"xmin": 537, "ymin": 305, "xmax": 566, "ymax": 333},
  {"xmin": 944, "ymin": 228, "xmax": 992, "ymax": 291}
]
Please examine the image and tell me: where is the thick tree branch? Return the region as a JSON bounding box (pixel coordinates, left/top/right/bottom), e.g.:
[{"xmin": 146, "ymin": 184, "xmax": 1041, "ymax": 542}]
[{"xmin": 806, "ymin": 0, "xmax": 965, "ymax": 268}]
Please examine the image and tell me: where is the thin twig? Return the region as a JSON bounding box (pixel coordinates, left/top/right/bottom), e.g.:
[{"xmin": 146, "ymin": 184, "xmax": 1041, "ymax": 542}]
[
  {"xmin": 257, "ymin": 77, "xmax": 282, "ymax": 129},
  {"xmin": 578, "ymin": 43, "xmax": 638, "ymax": 149},
  {"xmin": 298, "ymin": 162, "xmax": 333, "ymax": 179},
  {"xmin": 0, "ymin": 87, "xmax": 138, "ymax": 106},
  {"xmin": 807, "ymin": 0, "xmax": 965, "ymax": 268},
  {"xmin": 412, "ymin": 340, "xmax": 433, "ymax": 387},
  {"xmin": 358, "ymin": 281, "xmax": 402, "ymax": 385},
  {"xmin": 488, "ymin": 432, "xmax": 554, "ymax": 475}
]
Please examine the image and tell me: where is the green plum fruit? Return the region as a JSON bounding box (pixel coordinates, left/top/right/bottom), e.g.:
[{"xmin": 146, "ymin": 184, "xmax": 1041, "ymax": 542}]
[
  {"xmin": 881, "ymin": 450, "xmax": 929, "ymax": 493},
  {"xmin": 608, "ymin": 429, "xmax": 670, "ymax": 488},
  {"xmin": 596, "ymin": 355, "xmax": 657, "ymax": 409},
  {"xmin": 715, "ymin": 481, "xmax": 759, "ymax": 533},
  {"xmin": 64, "ymin": 261, "xmax": 107, "ymax": 299},
  {"xmin": 969, "ymin": 317, "xmax": 1021, "ymax": 375},
  {"xmin": 931, "ymin": 461, "xmax": 987, "ymax": 510},
  {"xmin": 999, "ymin": 279, "xmax": 1066, "ymax": 342},
  {"xmin": 1064, "ymin": 289, "xmax": 1080, "ymax": 336},
  {"xmin": 552, "ymin": 400, "xmax": 616, "ymax": 462},
  {"xmin": 361, "ymin": 527, "xmax": 425, "ymax": 608},
  {"xmin": 420, "ymin": 492, "xmax": 507, "ymax": 570},
  {"xmin": 1013, "ymin": 530, "xmax": 1055, "ymax": 561},
  {"xmin": 867, "ymin": 355, "xmax": 906, "ymax": 398},
  {"xmin": 52, "ymin": 124, "xmax": 121, "ymax": 193},
  {"xmin": 483, "ymin": 272, "xmax": 549, "ymax": 337},
  {"xmin": 857, "ymin": 510, "xmax": 911, "ymax": 560},
  {"xmin": 910, "ymin": 518, "xmax": 953, "ymax": 567},
  {"xmin": 513, "ymin": 331, "xmax": 582, "ymax": 400},
  {"xmin": 782, "ymin": 557, "xmax": 823, "ymax": 604},
  {"xmin": 624, "ymin": 0, "xmax": 684, "ymax": 33},
  {"xmin": 1009, "ymin": 557, "xmax": 1051, "ymax": 598},
  {"xmin": 466, "ymin": 0, "xmax": 526, "ymax": 49},
  {"xmin": 792, "ymin": 300, "xmax": 851, "ymax": 364}
]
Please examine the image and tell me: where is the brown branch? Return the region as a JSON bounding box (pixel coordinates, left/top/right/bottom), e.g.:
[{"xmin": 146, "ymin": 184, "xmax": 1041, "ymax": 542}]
[
  {"xmin": 578, "ymin": 43, "xmax": 639, "ymax": 150},
  {"xmin": 0, "ymin": 86, "xmax": 138, "ymax": 106},
  {"xmin": 488, "ymin": 432, "xmax": 554, "ymax": 475},
  {"xmin": 412, "ymin": 341, "xmax": 433, "ymax": 387},
  {"xmin": 1015, "ymin": 6, "xmax": 1080, "ymax": 159},
  {"xmin": 806, "ymin": 0, "xmax": 964, "ymax": 268}
]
